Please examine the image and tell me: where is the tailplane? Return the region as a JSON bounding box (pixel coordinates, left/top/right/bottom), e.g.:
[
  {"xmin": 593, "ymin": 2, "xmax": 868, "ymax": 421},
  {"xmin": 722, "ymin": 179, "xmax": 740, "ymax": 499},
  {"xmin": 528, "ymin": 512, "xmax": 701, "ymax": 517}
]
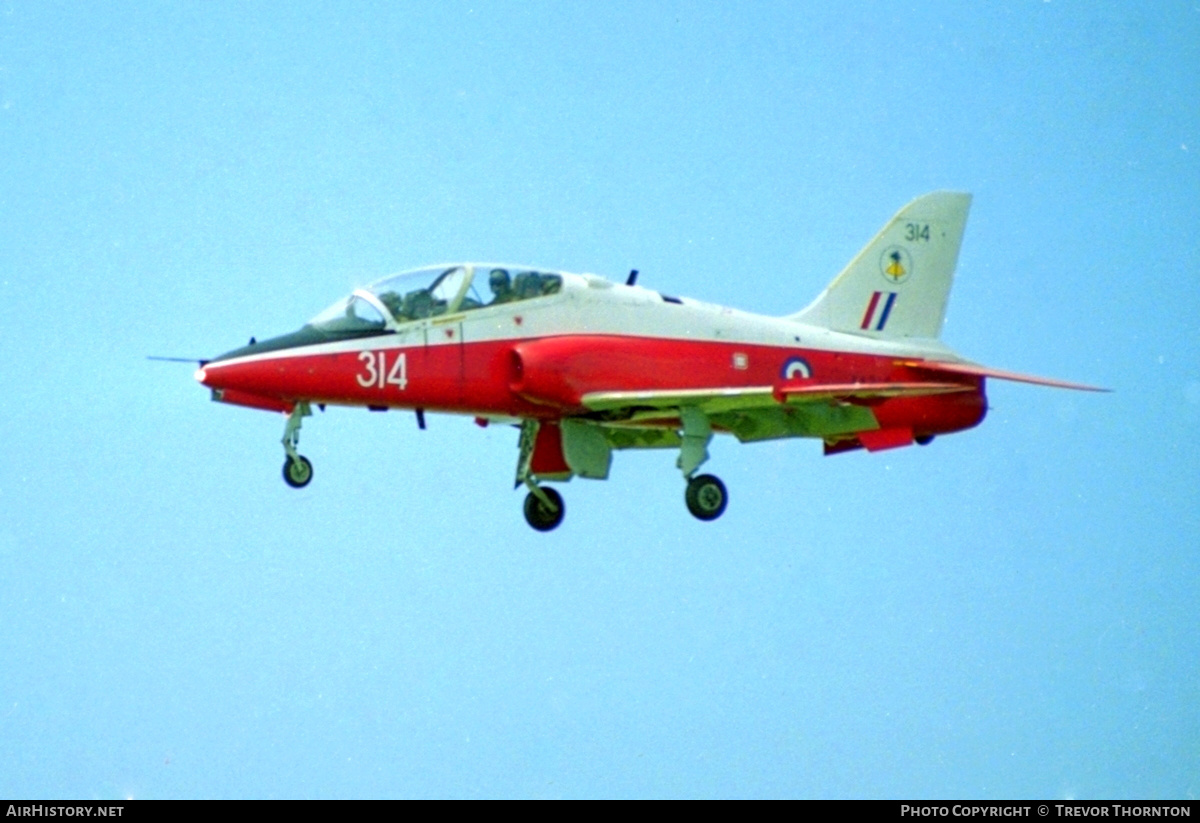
[{"xmin": 790, "ymin": 191, "xmax": 972, "ymax": 340}]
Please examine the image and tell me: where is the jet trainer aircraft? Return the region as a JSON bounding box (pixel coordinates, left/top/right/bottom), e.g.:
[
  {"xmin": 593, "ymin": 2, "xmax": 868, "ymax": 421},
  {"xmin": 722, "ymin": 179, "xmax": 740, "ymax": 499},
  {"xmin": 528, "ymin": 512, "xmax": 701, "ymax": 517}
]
[{"xmin": 193, "ymin": 192, "xmax": 1104, "ymax": 531}]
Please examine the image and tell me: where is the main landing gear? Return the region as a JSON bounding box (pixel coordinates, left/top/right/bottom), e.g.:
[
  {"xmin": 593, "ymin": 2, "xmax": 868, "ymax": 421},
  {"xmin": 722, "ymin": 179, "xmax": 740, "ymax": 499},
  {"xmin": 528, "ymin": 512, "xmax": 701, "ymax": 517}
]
[
  {"xmin": 678, "ymin": 406, "xmax": 728, "ymax": 522},
  {"xmin": 281, "ymin": 402, "xmax": 314, "ymax": 489},
  {"xmin": 511, "ymin": 411, "xmax": 731, "ymax": 531},
  {"xmin": 515, "ymin": 420, "xmax": 565, "ymax": 532}
]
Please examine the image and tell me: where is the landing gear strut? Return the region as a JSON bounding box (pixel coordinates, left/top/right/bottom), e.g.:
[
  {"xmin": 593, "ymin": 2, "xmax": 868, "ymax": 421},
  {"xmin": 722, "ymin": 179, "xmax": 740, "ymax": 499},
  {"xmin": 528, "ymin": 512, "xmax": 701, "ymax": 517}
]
[
  {"xmin": 515, "ymin": 419, "xmax": 565, "ymax": 532},
  {"xmin": 281, "ymin": 402, "xmax": 314, "ymax": 489}
]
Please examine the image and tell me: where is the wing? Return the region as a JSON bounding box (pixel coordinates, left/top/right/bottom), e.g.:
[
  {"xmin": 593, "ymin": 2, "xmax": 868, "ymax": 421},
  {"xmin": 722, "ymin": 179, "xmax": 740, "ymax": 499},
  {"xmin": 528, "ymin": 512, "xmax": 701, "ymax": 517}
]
[
  {"xmin": 581, "ymin": 381, "xmax": 973, "ymax": 445},
  {"xmin": 582, "ymin": 381, "xmax": 971, "ymax": 414}
]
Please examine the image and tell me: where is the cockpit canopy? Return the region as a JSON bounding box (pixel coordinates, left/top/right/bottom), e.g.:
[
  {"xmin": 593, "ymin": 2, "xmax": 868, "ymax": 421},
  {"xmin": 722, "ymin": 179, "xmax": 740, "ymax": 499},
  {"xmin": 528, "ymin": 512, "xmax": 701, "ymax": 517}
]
[{"xmin": 309, "ymin": 264, "xmax": 564, "ymax": 334}]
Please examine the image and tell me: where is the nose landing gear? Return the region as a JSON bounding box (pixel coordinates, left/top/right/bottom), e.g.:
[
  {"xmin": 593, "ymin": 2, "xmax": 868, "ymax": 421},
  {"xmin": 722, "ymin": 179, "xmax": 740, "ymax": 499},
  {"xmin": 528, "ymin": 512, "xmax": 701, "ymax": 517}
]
[{"xmin": 281, "ymin": 402, "xmax": 314, "ymax": 489}]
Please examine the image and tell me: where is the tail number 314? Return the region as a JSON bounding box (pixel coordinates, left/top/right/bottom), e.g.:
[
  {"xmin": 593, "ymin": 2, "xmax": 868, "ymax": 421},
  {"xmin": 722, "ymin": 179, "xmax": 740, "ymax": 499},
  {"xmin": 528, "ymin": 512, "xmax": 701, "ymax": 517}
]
[{"xmin": 357, "ymin": 350, "xmax": 408, "ymax": 390}]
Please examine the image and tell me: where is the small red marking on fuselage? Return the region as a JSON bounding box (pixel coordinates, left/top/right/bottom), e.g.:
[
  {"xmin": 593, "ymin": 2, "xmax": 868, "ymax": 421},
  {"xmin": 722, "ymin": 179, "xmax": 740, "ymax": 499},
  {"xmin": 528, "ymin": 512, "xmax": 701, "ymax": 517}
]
[
  {"xmin": 445, "ymin": 329, "xmax": 454, "ymax": 338},
  {"xmin": 514, "ymin": 316, "xmax": 523, "ymax": 325}
]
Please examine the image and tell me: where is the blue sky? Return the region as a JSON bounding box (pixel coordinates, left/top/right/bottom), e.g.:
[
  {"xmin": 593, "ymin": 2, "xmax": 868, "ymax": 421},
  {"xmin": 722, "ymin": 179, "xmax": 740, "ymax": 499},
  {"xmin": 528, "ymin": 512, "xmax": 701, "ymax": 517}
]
[{"xmin": 1, "ymin": 1, "xmax": 1197, "ymax": 799}]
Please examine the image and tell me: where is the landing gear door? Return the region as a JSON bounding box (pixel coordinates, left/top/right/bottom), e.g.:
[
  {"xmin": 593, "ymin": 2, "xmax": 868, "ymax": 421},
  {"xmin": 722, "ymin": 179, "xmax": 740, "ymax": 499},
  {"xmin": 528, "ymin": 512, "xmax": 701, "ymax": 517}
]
[{"xmin": 561, "ymin": 420, "xmax": 612, "ymax": 479}]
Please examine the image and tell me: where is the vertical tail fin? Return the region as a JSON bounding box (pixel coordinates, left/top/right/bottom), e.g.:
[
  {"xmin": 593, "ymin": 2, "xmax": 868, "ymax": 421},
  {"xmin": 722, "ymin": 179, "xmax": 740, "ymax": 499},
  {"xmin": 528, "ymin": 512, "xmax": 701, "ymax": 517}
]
[{"xmin": 789, "ymin": 191, "xmax": 972, "ymax": 340}]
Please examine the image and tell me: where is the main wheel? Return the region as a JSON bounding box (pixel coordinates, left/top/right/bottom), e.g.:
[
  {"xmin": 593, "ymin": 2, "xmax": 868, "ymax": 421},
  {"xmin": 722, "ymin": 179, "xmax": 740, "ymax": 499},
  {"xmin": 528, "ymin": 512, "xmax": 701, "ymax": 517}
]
[
  {"xmin": 685, "ymin": 473, "xmax": 727, "ymax": 521},
  {"xmin": 523, "ymin": 487, "xmax": 565, "ymax": 532},
  {"xmin": 282, "ymin": 455, "xmax": 313, "ymax": 488}
]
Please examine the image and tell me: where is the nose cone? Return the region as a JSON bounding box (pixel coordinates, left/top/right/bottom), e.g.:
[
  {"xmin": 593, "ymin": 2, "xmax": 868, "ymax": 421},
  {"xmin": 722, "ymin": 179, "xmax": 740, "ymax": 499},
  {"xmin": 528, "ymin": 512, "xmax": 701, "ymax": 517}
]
[{"xmin": 192, "ymin": 357, "xmax": 294, "ymax": 413}]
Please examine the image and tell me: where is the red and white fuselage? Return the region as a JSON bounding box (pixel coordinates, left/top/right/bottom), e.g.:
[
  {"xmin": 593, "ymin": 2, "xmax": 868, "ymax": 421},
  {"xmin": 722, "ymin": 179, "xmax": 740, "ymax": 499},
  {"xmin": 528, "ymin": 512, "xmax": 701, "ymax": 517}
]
[
  {"xmin": 197, "ymin": 268, "xmax": 986, "ymax": 446},
  {"xmin": 192, "ymin": 193, "xmax": 1104, "ymax": 529}
]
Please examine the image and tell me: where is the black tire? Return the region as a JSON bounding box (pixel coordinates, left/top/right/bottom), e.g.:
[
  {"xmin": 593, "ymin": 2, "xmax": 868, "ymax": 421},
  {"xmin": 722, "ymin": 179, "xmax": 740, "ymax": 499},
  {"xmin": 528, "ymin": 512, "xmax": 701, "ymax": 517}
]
[
  {"xmin": 282, "ymin": 455, "xmax": 313, "ymax": 488},
  {"xmin": 685, "ymin": 473, "xmax": 727, "ymax": 521},
  {"xmin": 523, "ymin": 487, "xmax": 565, "ymax": 532}
]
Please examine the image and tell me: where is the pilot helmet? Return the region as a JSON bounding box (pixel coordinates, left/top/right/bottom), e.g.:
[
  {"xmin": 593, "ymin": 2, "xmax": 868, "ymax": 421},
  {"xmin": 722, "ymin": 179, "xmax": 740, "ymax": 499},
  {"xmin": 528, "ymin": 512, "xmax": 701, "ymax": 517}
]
[{"xmin": 489, "ymin": 268, "xmax": 511, "ymax": 291}]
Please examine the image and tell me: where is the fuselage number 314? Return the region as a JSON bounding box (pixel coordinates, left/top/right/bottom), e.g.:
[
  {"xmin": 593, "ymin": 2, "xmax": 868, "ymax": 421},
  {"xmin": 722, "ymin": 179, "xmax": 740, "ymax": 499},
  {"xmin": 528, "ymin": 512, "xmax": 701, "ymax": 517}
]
[{"xmin": 357, "ymin": 350, "xmax": 407, "ymax": 391}]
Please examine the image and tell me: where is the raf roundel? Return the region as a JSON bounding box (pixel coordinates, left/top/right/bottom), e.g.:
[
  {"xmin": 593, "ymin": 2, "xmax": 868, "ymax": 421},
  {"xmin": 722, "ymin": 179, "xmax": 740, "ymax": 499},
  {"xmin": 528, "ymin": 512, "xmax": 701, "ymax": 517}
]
[{"xmin": 781, "ymin": 357, "xmax": 812, "ymax": 380}]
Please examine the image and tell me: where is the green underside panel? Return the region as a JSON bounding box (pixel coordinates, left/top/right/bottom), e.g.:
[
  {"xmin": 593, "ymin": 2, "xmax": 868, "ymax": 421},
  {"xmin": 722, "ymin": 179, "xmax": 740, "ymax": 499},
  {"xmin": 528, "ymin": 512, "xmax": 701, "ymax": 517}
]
[
  {"xmin": 711, "ymin": 403, "xmax": 878, "ymax": 443},
  {"xmin": 601, "ymin": 427, "xmax": 683, "ymax": 450},
  {"xmin": 593, "ymin": 402, "xmax": 877, "ymax": 448}
]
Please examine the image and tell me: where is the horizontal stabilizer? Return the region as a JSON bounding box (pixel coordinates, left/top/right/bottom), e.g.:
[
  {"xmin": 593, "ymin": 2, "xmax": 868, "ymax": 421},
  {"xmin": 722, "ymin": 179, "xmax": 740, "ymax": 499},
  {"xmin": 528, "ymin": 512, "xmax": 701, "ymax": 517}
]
[{"xmin": 900, "ymin": 360, "xmax": 1110, "ymax": 392}]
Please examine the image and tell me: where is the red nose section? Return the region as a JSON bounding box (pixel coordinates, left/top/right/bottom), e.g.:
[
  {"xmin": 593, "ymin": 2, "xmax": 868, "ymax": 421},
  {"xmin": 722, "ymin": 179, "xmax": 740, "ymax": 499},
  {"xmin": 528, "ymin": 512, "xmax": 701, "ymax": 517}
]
[{"xmin": 195, "ymin": 365, "xmax": 294, "ymax": 413}]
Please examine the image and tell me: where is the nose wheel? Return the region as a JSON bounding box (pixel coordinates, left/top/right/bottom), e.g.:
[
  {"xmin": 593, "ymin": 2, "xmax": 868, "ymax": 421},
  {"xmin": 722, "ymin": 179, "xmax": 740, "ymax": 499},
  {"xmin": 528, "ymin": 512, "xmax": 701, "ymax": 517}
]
[
  {"xmin": 283, "ymin": 455, "xmax": 313, "ymax": 488},
  {"xmin": 685, "ymin": 473, "xmax": 727, "ymax": 521}
]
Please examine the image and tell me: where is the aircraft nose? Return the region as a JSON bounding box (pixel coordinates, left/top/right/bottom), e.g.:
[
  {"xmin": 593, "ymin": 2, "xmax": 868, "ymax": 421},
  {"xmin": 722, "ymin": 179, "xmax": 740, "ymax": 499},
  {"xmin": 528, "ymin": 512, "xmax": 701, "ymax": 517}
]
[{"xmin": 194, "ymin": 367, "xmax": 209, "ymax": 385}]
